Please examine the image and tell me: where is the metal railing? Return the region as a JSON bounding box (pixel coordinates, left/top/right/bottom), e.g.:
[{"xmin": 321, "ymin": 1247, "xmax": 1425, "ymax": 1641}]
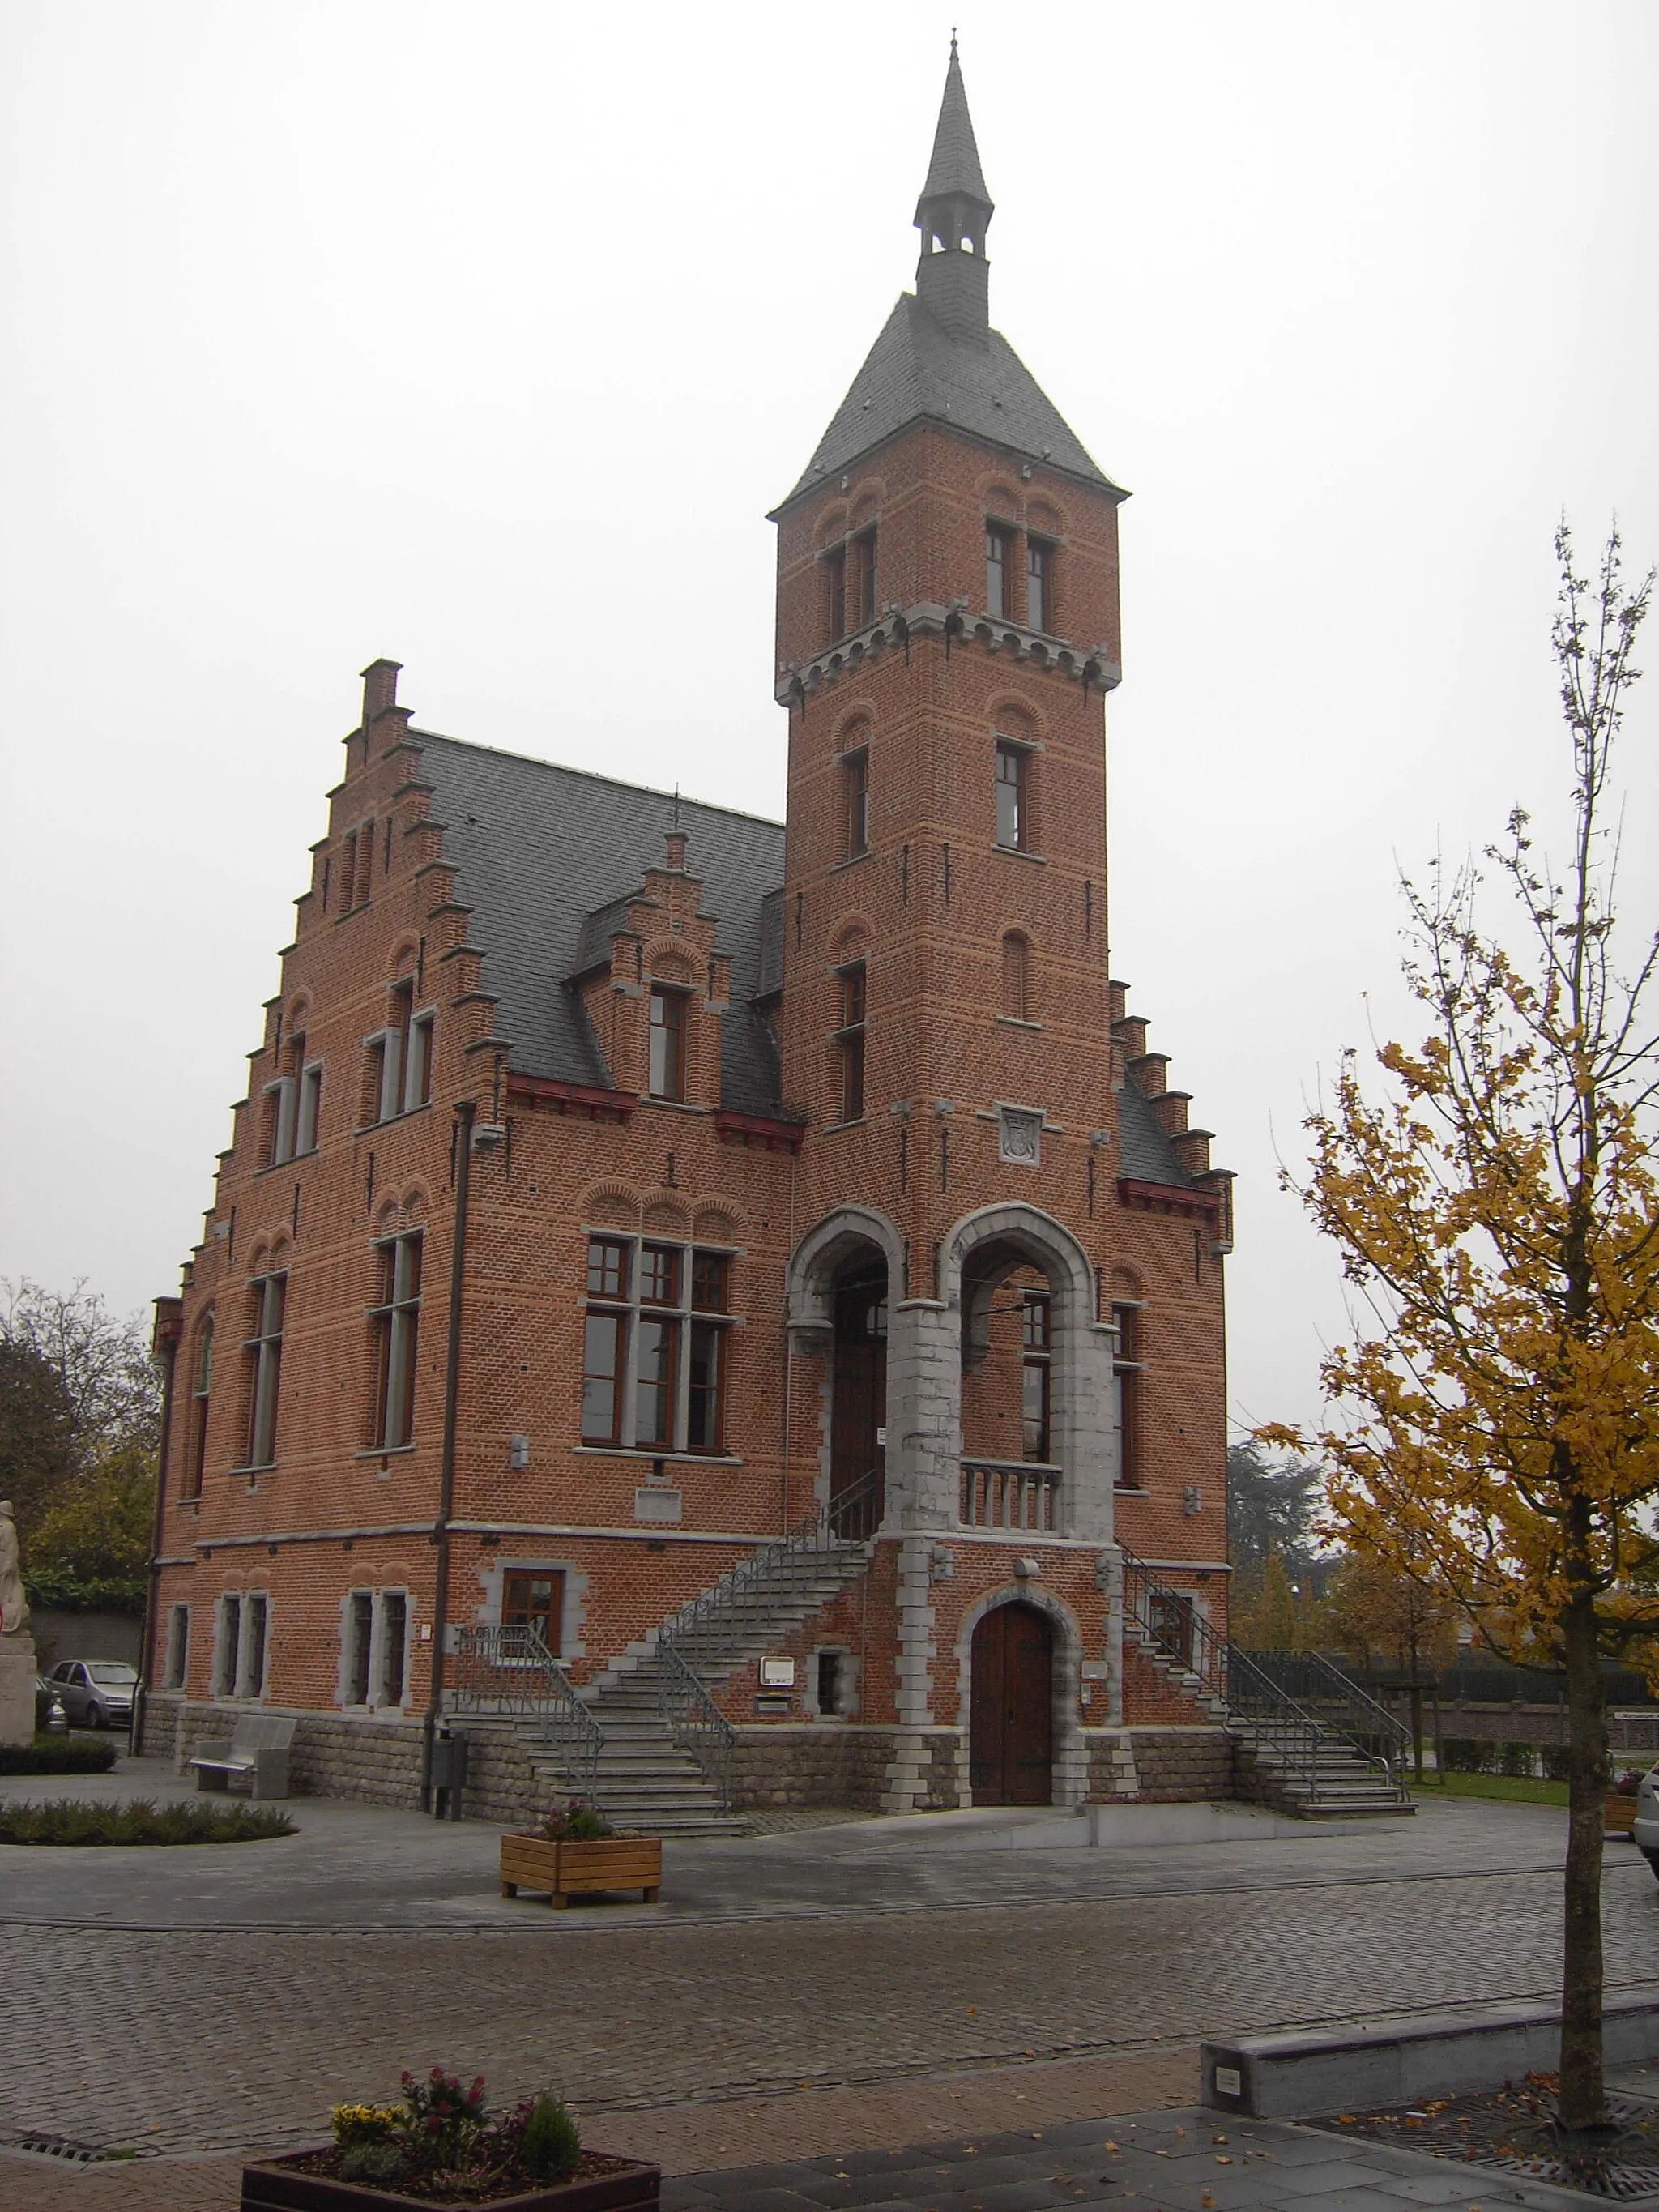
[
  {"xmin": 654, "ymin": 1467, "xmax": 882, "ymax": 1809},
  {"xmin": 960, "ymin": 1458, "xmax": 1060, "ymax": 1531},
  {"xmin": 1118, "ymin": 1545, "xmax": 1411, "ymax": 1807},
  {"xmin": 450, "ymin": 1623, "xmax": 604, "ymax": 1808},
  {"xmin": 1243, "ymin": 1649, "xmax": 1414, "ymax": 1778}
]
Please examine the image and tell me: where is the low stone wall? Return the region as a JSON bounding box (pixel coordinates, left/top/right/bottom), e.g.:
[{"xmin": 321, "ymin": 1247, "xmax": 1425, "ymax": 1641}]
[
  {"xmin": 142, "ymin": 1696, "xmax": 426, "ymax": 1809},
  {"xmin": 730, "ymin": 1724, "xmax": 917, "ymax": 1812},
  {"xmin": 1126, "ymin": 1725, "xmax": 1235, "ymax": 1802}
]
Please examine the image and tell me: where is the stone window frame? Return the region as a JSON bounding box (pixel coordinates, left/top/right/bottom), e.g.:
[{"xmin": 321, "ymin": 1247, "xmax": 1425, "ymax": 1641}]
[
  {"xmin": 361, "ymin": 981, "xmax": 436, "ymax": 1129},
  {"xmin": 237, "ymin": 1268, "xmax": 286, "ymax": 1475},
  {"xmin": 367, "ymin": 1229, "xmax": 424, "ymax": 1451},
  {"xmin": 1112, "ymin": 1298, "xmax": 1148, "ymax": 1492},
  {"xmin": 211, "ymin": 1588, "xmax": 270, "ymax": 1700},
  {"xmin": 164, "ymin": 1601, "xmax": 190, "ymax": 1690},
  {"xmin": 953, "ymin": 1582, "xmax": 1090, "ymax": 1809},
  {"xmin": 338, "ymin": 1585, "xmax": 412, "ymax": 1713},
  {"xmin": 472, "ymin": 1555, "xmax": 589, "ymax": 1667},
  {"xmin": 805, "ymin": 1643, "xmax": 860, "ymax": 1722},
  {"xmin": 182, "ymin": 1309, "xmax": 212, "ymax": 1501}
]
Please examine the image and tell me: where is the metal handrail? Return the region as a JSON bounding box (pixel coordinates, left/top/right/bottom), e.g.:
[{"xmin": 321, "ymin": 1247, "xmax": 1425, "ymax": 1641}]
[
  {"xmin": 450, "ymin": 1623, "xmax": 604, "ymax": 1808},
  {"xmin": 654, "ymin": 1467, "xmax": 882, "ymax": 1808},
  {"xmin": 1243, "ymin": 1648, "xmax": 1414, "ymax": 1782},
  {"xmin": 1118, "ymin": 1544, "xmax": 1410, "ymax": 1808}
]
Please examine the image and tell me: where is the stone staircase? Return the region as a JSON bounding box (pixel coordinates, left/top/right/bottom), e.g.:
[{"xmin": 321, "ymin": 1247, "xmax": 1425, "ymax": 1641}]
[
  {"xmin": 1120, "ymin": 1559, "xmax": 1414, "ymax": 1820},
  {"xmin": 574, "ymin": 1534, "xmax": 875, "ymax": 1834}
]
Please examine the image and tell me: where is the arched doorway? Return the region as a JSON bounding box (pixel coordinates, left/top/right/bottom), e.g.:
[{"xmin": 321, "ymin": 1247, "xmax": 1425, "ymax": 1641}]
[
  {"xmin": 970, "ymin": 1602, "xmax": 1053, "ymax": 1804},
  {"xmin": 830, "ymin": 1259, "xmax": 885, "ymax": 1537}
]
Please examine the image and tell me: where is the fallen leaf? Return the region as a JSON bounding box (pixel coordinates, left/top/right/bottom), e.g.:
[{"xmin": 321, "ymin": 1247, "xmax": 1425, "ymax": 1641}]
[
  {"xmin": 1216, "ymin": 2155, "xmax": 1234, "ymax": 2165},
  {"xmin": 1202, "ymin": 2193, "xmax": 1215, "ymax": 2207}
]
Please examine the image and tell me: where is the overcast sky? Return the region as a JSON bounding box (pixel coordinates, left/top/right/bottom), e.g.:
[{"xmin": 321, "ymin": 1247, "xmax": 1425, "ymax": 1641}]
[{"xmin": 2, "ymin": 1, "xmax": 1656, "ymax": 1444}]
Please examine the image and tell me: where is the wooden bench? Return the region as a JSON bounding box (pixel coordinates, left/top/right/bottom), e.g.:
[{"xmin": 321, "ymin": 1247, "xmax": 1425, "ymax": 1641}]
[{"xmin": 187, "ymin": 1714, "xmax": 296, "ymax": 1800}]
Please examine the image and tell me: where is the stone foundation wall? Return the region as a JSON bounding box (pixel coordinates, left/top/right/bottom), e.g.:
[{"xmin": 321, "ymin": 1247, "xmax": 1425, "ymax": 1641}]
[
  {"xmin": 730, "ymin": 1724, "xmax": 915, "ymax": 1811},
  {"xmin": 1125, "ymin": 1725, "xmax": 1235, "ymax": 1802}
]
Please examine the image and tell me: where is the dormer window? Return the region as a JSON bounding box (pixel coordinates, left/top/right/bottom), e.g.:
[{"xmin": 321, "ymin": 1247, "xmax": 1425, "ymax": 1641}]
[{"xmin": 648, "ymin": 985, "xmax": 687, "ymax": 1101}]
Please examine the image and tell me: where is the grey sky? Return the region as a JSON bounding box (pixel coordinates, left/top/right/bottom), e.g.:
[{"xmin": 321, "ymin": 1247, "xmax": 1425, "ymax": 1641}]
[{"xmin": 2, "ymin": 1, "xmax": 1656, "ymax": 1444}]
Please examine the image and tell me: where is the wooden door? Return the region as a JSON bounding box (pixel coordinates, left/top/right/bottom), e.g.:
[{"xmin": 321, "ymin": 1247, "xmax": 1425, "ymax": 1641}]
[{"xmin": 970, "ymin": 1603, "xmax": 1054, "ymax": 1805}]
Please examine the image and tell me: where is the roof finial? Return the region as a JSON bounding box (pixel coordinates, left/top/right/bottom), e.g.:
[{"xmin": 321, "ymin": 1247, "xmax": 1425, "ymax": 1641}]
[
  {"xmin": 672, "ymin": 784, "xmax": 681, "ymax": 827},
  {"xmin": 914, "ymin": 39, "xmax": 994, "ymax": 344}
]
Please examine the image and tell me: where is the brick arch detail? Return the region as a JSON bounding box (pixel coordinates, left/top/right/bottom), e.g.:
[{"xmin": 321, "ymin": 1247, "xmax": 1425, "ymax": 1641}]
[
  {"xmin": 385, "ymin": 934, "xmax": 421, "ymax": 983},
  {"xmin": 580, "ymin": 1181, "xmax": 642, "ymax": 1229},
  {"xmin": 642, "ymin": 938, "xmax": 698, "ymax": 984},
  {"xmin": 830, "ymin": 700, "xmax": 877, "ymax": 750},
  {"xmin": 827, "ymin": 914, "xmax": 873, "ymax": 965},
  {"xmin": 1026, "ymin": 493, "xmax": 1072, "ymax": 538},
  {"xmin": 847, "ymin": 476, "xmax": 885, "ymax": 529},
  {"xmin": 642, "ymin": 1200, "xmax": 691, "ymax": 1236},
  {"xmin": 284, "ymin": 992, "xmax": 313, "ymax": 1035},
  {"xmin": 953, "ymin": 1582, "xmax": 1089, "ymax": 1808},
  {"xmin": 812, "ymin": 501, "xmax": 850, "ymax": 549},
  {"xmin": 983, "ymin": 688, "xmax": 1049, "ymax": 741},
  {"xmin": 692, "ymin": 1199, "xmax": 748, "ymax": 1243}
]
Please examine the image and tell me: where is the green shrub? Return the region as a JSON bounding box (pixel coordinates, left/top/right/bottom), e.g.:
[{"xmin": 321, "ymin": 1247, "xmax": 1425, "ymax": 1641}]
[
  {"xmin": 518, "ymin": 2095, "xmax": 581, "ymax": 2181},
  {"xmin": 539, "ymin": 1799, "xmax": 612, "ymax": 1841},
  {"xmin": 1542, "ymin": 1744, "xmax": 1573, "ymax": 1781},
  {"xmin": 1499, "ymin": 1740, "xmax": 1537, "ymax": 1777},
  {"xmin": 1441, "ymin": 1737, "xmax": 1488, "ymax": 1772},
  {"xmin": 0, "ymin": 1736, "xmax": 117, "ymax": 1775},
  {"xmin": 339, "ymin": 2142, "xmax": 403, "ymax": 2185},
  {"xmin": 0, "ymin": 1797, "xmax": 295, "ymax": 1845}
]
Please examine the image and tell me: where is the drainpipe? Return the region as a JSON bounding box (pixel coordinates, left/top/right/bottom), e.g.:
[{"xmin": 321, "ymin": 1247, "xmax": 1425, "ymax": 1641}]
[
  {"xmin": 135, "ymin": 1301, "xmax": 182, "ymax": 1757},
  {"xmin": 423, "ymin": 1098, "xmax": 476, "ymax": 1808}
]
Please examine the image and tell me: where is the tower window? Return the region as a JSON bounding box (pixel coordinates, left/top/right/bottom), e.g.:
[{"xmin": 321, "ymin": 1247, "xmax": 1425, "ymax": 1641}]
[
  {"xmin": 1113, "ymin": 1301, "xmax": 1145, "ymax": 1488},
  {"xmin": 853, "ymin": 526, "xmax": 878, "ymax": 628},
  {"xmin": 185, "ymin": 1313, "xmax": 212, "ymax": 1500},
  {"xmin": 823, "ymin": 544, "xmax": 847, "ymax": 642},
  {"xmin": 648, "ymin": 985, "xmax": 688, "ymax": 1100},
  {"xmin": 1001, "ymin": 932, "xmax": 1030, "ymax": 1021},
  {"xmin": 1026, "ymin": 539, "xmax": 1052, "ymax": 633},
  {"xmin": 994, "ymin": 741, "xmax": 1028, "ymax": 849},
  {"xmin": 834, "ymin": 961, "xmax": 867, "ymax": 1123},
  {"xmin": 843, "ymin": 747, "xmax": 870, "ymax": 859},
  {"xmin": 1021, "ymin": 1291, "xmax": 1052, "ymax": 1463},
  {"xmin": 986, "ymin": 527, "xmax": 1009, "ymax": 618}
]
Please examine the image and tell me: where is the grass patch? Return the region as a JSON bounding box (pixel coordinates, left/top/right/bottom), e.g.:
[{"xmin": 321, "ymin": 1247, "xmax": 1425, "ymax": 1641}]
[
  {"xmin": 0, "ymin": 1736, "xmax": 118, "ymax": 1776},
  {"xmin": 0, "ymin": 1797, "xmax": 296, "ymax": 1845},
  {"xmin": 1417, "ymin": 1770, "xmax": 1570, "ymax": 1806}
]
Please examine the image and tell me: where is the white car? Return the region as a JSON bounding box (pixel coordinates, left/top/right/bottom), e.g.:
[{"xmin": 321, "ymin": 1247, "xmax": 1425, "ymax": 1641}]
[{"xmin": 1632, "ymin": 1764, "xmax": 1659, "ymax": 1875}]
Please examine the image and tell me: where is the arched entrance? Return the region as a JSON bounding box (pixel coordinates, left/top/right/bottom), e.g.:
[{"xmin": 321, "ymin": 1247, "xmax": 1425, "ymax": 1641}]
[
  {"xmin": 970, "ymin": 1601, "xmax": 1053, "ymax": 1804},
  {"xmin": 830, "ymin": 1259, "xmax": 885, "ymax": 1537}
]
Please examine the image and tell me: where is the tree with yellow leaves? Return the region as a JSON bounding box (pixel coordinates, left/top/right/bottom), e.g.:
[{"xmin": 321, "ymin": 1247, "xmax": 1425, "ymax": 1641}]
[{"xmin": 1262, "ymin": 526, "xmax": 1658, "ymax": 2132}]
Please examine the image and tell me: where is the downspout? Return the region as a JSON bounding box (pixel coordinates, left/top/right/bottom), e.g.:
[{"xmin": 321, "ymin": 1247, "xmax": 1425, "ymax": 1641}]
[
  {"xmin": 423, "ymin": 1097, "xmax": 476, "ymax": 1808},
  {"xmin": 135, "ymin": 1304, "xmax": 181, "ymax": 1757}
]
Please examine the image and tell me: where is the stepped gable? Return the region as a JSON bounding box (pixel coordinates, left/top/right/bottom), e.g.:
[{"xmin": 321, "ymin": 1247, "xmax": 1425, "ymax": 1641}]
[
  {"xmin": 1111, "ymin": 980, "xmax": 1235, "ymax": 1222},
  {"xmin": 412, "ymin": 728, "xmax": 785, "ymax": 1113},
  {"xmin": 778, "ymin": 295, "xmax": 1120, "ymax": 508}
]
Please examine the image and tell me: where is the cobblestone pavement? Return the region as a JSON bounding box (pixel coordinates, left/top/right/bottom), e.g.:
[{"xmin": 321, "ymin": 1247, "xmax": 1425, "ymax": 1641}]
[{"xmin": 5, "ymin": 1845, "xmax": 1658, "ymax": 2161}]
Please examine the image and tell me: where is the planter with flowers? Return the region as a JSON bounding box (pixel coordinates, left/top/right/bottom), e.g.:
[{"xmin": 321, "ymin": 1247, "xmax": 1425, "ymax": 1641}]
[
  {"xmin": 239, "ymin": 2066, "xmax": 659, "ymax": 2209},
  {"xmin": 499, "ymin": 1803, "xmax": 661, "ymax": 1909},
  {"xmin": 1606, "ymin": 1770, "xmax": 1643, "ymax": 1835}
]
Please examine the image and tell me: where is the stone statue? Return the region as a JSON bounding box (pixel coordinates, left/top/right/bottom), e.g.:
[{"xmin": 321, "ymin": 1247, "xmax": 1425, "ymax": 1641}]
[
  {"xmin": 0, "ymin": 1501, "xmax": 28, "ymax": 1638},
  {"xmin": 0, "ymin": 1501, "xmax": 35, "ymax": 1749}
]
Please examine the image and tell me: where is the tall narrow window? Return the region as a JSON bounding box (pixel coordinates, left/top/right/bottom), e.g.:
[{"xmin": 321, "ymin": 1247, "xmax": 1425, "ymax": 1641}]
[
  {"xmin": 1001, "ymin": 932, "xmax": 1030, "ymax": 1021},
  {"xmin": 834, "ymin": 961, "xmax": 867, "ymax": 1123},
  {"xmin": 994, "ymin": 741, "xmax": 1027, "ymax": 849},
  {"xmin": 634, "ymin": 1314, "xmax": 679, "ymax": 1447},
  {"xmin": 296, "ymin": 1059, "xmax": 323, "ymax": 1153},
  {"xmin": 186, "ymin": 1314, "xmax": 212, "ymax": 1499},
  {"xmin": 354, "ymin": 824, "xmax": 375, "ymax": 907},
  {"xmin": 843, "ymin": 747, "xmax": 869, "ymax": 858},
  {"xmin": 339, "ymin": 831, "xmax": 358, "ymax": 914},
  {"xmin": 378, "ymin": 1591, "xmax": 408, "ymax": 1705},
  {"xmin": 402, "ymin": 1011, "xmax": 433, "ymax": 1112},
  {"xmin": 369, "ymin": 1232, "xmax": 423, "ymax": 1449},
  {"xmin": 854, "ymin": 526, "xmax": 878, "ymax": 627},
  {"xmin": 241, "ymin": 1592, "xmax": 269, "ymax": 1698},
  {"xmin": 986, "ymin": 526, "xmax": 1009, "ymax": 617},
  {"xmin": 648, "ymin": 985, "xmax": 687, "ymax": 1100},
  {"xmin": 1026, "ymin": 538, "xmax": 1051, "ymax": 633},
  {"xmin": 824, "ymin": 543, "xmax": 847, "ymax": 641},
  {"xmin": 345, "ymin": 1591, "xmax": 373, "ymax": 1706},
  {"xmin": 264, "ymin": 1073, "xmax": 297, "ymax": 1167},
  {"xmin": 1113, "ymin": 1301, "xmax": 1144, "ymax": 1488},
  {"xmin": 242, "ymin": 1272, "xmax": 286, "ymax": 1468},
  {"xmin": 164, "ymin": 1603, "xmax": 190, "ymax": 1689},
  {"xmin": 1021, "ymin": 1291, "xmax": 1052, "ymax": 1463},
  {"xmin": 214, "ymin": 1594, "xmax": 242, "ymax": 1697},
  {"xmin": 379, "ymin": 983, "xmax": 414, "ymax": 1121}
]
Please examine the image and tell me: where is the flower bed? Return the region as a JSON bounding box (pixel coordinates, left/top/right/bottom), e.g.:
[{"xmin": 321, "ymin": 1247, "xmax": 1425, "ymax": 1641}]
[
  {"xmin": 0, "ymin": 1796, "xmax": 295, "ymax": 1845},
  {"xmin": 0, "ymin": 1735, "xmax": 118, "ymax": 1775},
  {"xmin": 241, "ymin": 2071, "xmax": 659, "ymax": 2210}
]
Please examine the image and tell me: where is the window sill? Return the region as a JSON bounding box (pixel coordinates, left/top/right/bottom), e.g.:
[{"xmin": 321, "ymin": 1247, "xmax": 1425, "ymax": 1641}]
[
  {"xmin": 996, "ymin": 1015, "xmax": 1043, "ymax": 1032},
  {"xmin": 1113, "ymin": 1484, "xmax": 1149, "ymax": 1496},
  {"xmin": 830, "ymin": 850, "xmax": 873, "ymax": 873},
  {"xmin": 354, "ymin": 1445, "xmax": 417, "ymax": 1462},
  {"xmin": 821, "ymin": 1117, "xmax": 867, "ymax": 1134},
  {"xmin": 352, "ymin": 1104, "xmax": 433, "ymax": 1137},
  {"xmin": 638, "ymin": 1097, "xmax": 710, "ymax": 1115},
  {"xmin": 991, "ymin": 843, "xmax": 1047, "ymax": 865},
  {"xmin": 228, "ymin": 1463, "xmax": 276, "ymax": 1478},
  {"xmin": 253, "ymin": 1147, "xmax": 321, "ymax": 1177},
  {"xmin": 574, "ymin": 1445, "xmax": 744, "ymax": 1467}
]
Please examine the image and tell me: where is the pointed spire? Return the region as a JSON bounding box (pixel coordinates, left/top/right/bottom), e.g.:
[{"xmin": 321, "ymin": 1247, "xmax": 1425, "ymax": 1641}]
[
  {"xmin": 914, "ymin": 38, "xmax": 994, "ymax": 348},
  {"xmin": 915, "ymin": 35, "xmax": 992, "ymax": 220}
]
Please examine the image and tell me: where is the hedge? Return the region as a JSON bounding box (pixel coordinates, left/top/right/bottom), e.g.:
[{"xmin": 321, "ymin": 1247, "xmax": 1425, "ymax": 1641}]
[
  {"xmin": 0, "ymin": 1797, "xmax": 295, "ymax": 1846},
  {"xmin": 23, "ymin": 1569, "xmax": 146, "ymax": 1616},
  {"xmin": 0, "ymin": 1736, "xmax": 119, "ymax": 1775}
]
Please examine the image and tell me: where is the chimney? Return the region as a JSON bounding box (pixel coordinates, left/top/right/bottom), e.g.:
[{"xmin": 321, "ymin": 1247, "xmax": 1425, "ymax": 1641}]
[{"xmin": 360, "ymin": 659, "xmax": 403, "ymax": 724}]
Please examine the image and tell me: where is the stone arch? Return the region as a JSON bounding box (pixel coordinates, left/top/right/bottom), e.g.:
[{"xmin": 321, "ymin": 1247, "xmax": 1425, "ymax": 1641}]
[
  {"xmin": 580, "ymin": 1181, "xmax": 642, "ymax": 1231},
  {"xmin": 953, "ymin": 1581, "xmax": 1089, "ymax": 1808},
  {"xmin": 787, "ymin": 1204, "xmax": 905, "ymax": 1340},
  {"xmin": 942, "ymin": 1203, "xmax": 1117, "ymax": 1542}
]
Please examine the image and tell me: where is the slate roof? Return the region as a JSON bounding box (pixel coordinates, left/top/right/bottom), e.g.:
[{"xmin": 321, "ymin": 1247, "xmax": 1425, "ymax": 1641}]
[
  {"xmin": 779, "ymin": 293, "xmax": 1121, "ymax": 508},
  {"xmin": 916, "ymin": 42, "xmax": 991, "ymax": 216},
  {"xmin": 414, "ymin": 730, "xmax": 786, "ymax": 1115},
  {"xmin": 1116, "ymin": 1081, "xmax": 1198, "ymax": 1187}
]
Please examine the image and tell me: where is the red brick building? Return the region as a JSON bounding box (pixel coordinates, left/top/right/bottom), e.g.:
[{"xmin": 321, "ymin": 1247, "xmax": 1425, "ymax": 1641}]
[{"xmin": 143, "ymin": 45, "xmax": 1238, "ymax": 1826}]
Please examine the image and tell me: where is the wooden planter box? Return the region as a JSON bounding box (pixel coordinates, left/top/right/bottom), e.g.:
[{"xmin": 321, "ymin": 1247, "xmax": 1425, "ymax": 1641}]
[
  {"xmin": 1606, "ymin": 1794, "xmax": 1639, "ymax": 1834},
  {"xmin": 240, "ymin": 2147, "xmax": 659, "ymax": 2210},
  {"xmin": 500, "ymin": 1833, "xmax": 661, "ymax": 1907}
]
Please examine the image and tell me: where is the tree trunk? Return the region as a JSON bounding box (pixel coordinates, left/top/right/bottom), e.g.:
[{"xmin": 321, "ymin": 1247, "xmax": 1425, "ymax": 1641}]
[{"xmin": 1559, "ymin": 1587, "xmax": 1609, "ymax": 2129}]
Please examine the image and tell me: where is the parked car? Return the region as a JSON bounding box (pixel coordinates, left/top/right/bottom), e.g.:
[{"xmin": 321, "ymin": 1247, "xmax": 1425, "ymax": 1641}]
[
  {"xmin": 49, "ymin": 1659, "xmax": 138, "ymax": 1730},
  {"xmin": 1632, "ymin": 1762, "xmax": 1659, "ymax": 1875},
  {"xmin": 35, "ymin": 1676, "xmax": 67, "ymax": 1732}
]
